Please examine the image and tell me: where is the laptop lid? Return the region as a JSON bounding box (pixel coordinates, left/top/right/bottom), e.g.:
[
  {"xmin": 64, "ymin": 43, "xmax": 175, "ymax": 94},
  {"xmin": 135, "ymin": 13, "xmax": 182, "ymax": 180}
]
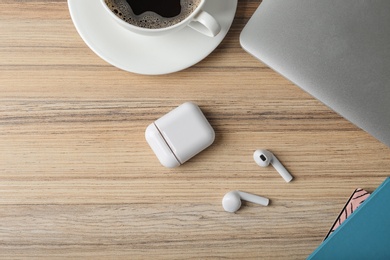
[{"xmin": 240, "ymin": 0, "xmax": 390, "ymax": 147}]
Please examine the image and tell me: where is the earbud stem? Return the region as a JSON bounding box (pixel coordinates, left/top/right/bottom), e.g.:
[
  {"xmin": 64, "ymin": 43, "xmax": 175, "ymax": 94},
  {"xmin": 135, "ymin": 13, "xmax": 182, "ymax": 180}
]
[
  {"xmin": 237, "ymin": 191, "xmax": 269, "ymax": 206},
  {"xmin": 271, "ymin": 156, "xmax": 293, "ymax": 182}
]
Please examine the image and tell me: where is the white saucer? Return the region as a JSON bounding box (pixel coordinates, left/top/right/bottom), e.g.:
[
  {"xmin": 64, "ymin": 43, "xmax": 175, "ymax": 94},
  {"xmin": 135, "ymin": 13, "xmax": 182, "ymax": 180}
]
[{"xmin": 68, "ymin": 0, "xmax": 237, "ymax": 75}]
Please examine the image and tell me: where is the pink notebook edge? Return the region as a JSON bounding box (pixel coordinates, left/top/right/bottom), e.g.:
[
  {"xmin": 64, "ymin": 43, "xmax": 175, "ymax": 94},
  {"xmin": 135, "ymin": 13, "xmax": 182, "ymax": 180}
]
[{"xmin": 323, "ymin": 188, "xmax": 370, "ymax": 240}]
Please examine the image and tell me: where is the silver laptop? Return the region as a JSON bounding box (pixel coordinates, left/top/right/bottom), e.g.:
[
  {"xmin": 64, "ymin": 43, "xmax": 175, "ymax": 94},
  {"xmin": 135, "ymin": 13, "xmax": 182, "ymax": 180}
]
[{"xmin": 240, "ymin": 0, "xmax": 390, "ymax": 147}]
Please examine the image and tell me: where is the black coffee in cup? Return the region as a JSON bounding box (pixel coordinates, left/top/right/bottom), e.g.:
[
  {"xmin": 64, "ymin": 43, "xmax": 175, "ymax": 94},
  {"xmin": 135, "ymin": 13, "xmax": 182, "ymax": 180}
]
[{"xmin": 105, "ymin": 0, "xmax": 202, "ymax": 29}]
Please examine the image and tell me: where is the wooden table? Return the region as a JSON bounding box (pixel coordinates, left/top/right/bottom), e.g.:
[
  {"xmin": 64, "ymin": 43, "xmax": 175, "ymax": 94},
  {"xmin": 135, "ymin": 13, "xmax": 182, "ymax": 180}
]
[{"xmin": 1, "ymin": 0, "xmax": 389, "ymax": 258}]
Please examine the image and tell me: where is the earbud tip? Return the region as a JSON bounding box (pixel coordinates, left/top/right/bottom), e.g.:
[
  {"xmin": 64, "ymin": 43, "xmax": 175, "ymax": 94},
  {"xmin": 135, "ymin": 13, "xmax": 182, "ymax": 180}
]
[
  {"xmin": 253, "ymin": 149, "xmax": 271, "ymax": 167},
  {"xmin": 222, "ymin": 191, "xmax": 241, "ymax": 213}
]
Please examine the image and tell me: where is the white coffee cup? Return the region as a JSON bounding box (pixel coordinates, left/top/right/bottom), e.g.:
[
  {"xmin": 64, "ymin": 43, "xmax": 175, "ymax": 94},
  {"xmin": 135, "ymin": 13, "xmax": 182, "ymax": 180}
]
[{"xmin": 100, "ymin": 0, "xmax": 221, "ymax": 37}]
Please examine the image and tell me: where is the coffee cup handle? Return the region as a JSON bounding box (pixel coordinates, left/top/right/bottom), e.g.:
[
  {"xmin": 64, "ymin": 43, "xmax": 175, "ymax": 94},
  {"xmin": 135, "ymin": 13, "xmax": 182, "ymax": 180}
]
[{"xmin": 188, "ymin": 10, "xmax": 221, "ymax": 37}]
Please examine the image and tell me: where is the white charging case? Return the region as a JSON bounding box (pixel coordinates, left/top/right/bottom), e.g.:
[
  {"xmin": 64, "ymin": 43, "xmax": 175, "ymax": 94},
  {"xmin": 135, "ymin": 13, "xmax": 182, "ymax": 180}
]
[{"xmin": 145, "ymin": 102, "xmax": 215, "ymax": 168}]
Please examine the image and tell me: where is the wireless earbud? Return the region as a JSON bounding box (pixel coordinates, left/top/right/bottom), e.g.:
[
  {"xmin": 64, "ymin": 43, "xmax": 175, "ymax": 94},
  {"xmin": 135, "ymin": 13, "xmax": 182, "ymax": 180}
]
[
  {"xmin": 253, "ymin": 149, "xmax": 293, "ymax": 182},
  {"xmin": 222, "ymin": 190, "xmax": 269, "ymax": 213}
]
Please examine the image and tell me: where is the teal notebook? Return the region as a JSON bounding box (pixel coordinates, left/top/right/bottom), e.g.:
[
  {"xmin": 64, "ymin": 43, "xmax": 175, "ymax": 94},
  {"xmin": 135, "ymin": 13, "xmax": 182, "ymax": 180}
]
[{"xmin": 308, "ymin": 177, "xmax": 390, "ymax": 259}]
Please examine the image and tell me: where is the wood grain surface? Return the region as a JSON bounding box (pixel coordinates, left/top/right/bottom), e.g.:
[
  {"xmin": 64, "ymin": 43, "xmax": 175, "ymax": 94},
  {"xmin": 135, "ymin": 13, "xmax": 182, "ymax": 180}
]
[{"xmin": 1, "ymin": 0, "xmax": 389, "ymax": 259}]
